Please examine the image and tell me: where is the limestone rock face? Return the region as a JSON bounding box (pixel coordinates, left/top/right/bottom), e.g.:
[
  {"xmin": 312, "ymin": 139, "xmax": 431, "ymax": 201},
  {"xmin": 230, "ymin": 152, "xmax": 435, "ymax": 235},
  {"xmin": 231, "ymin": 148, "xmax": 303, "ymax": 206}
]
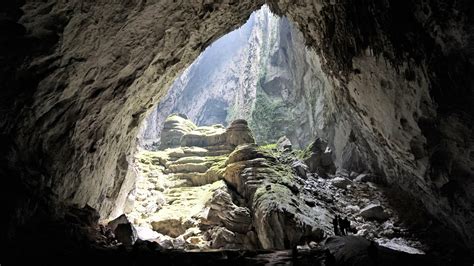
[
  {"xmin": 2, "ymin": 0, "xmax": 473, "ymax": 255},
  {"xmin": 204, "ymin": 187, "xmax": 253, "ymax": 234},
  {"xmin": 160, "ymin": 114, "xmax": 197, "ymax": 149},
  {"xmin": 223, "ymin": 144, "xmax": 330, "ymax": 249},
  {"xmin": 138, "ymin": 7, "xmax": 320, "ymax": 148},
  {"xmin": 225, "ymin": 120, "xmax": 256, "ymax": 147}
]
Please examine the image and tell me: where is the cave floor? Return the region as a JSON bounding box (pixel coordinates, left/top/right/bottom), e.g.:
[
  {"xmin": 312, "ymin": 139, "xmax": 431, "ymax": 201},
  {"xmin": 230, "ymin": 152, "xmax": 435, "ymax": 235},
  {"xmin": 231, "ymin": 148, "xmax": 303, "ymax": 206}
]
[{"xmin": 126, "ymin": 144, "xmax": 426, "ymax": 254}]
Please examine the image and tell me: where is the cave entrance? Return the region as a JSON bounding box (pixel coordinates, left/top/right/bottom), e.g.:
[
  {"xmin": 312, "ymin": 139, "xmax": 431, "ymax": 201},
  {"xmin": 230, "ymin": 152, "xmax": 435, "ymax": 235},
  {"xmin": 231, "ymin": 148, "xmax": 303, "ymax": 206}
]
[
  {"xmin": 120, "ymin": 5, "xmax": 332, "ymax": 250},
  {"xmin": 111, "ymin": 5, "xmax": 428, "ymax": 256}
]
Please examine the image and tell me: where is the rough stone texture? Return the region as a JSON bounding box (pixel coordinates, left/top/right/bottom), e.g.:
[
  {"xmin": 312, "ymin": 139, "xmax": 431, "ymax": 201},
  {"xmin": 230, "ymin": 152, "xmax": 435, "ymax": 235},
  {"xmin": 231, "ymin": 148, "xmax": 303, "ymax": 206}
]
[
  {"xmin": 0, "ymin": 1, "xmax": 266, "ymax": 243},
  {"xmin": 268, "ymin": 0, "xmax": 474, "ymax": 252},
  {"xmin": 159, "ymin": 114, "xmax": 196, "ymax": 149},
  {"xmin": 303, "ymin": 138, "xmax": 336, "ymax": 177},
  {"xmin": 114, "ymin": 222, "xmax": 138, "ymax": 246},
  {"xmin": 223, "ymin": 144, "xmax": 330, "ymax": 249},
  {"xmin": 138, "ymin": 6, "xmax": 325, "ymax": 148},
  {"xmin": 331, "ymin": 177, "xmax": 352, "ymax": 189},
  {"xmin": 1, "ymin": 0, "xmax": 473, "ymax": 255},
  {"xmin": 359, "ymin": 204, "xmax": 390, "ymax": 222}
]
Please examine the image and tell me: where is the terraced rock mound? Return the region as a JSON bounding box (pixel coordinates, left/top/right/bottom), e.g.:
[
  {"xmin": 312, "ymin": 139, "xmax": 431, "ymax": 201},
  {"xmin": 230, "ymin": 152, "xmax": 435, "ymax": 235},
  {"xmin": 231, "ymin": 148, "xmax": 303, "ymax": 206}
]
[{"xmin": 124, "ymin": 115, "xmax": 426, "ymax": 253}]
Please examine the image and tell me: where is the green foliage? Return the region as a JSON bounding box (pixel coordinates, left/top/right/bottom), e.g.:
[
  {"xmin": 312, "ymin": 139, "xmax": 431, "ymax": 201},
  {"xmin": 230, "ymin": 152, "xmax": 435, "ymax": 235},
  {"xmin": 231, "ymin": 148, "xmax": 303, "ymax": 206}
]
[
  {"xmin": 249, "ymin": 88, "xmax": 290, "ymax": 144},
  {"xmin": 258, "ymin": 143, "xmax": 277, "ymax": 151}
]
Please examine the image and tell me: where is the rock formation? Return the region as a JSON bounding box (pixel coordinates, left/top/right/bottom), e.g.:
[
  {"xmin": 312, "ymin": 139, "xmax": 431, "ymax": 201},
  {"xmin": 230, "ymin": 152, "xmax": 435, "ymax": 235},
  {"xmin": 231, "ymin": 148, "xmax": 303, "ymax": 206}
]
[
  {"xmin": 125, "ymin": 115, "xmax": 428, "ymax": 254},
  {"xmin": 138, "ymin": 6, "xmax": 325, "ymax": 148},
  {"xmin": 1, "ymin": 0, "xmax": 473, "ymax": 262}
]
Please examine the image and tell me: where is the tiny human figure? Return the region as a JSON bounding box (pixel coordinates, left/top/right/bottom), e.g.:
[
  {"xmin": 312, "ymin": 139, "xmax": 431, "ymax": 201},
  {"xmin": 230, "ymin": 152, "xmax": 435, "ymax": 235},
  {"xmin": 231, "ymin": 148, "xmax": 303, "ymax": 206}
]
[
  {"xmin": 343, "ymin": 217, "xmax": 351, "ymax": 235},
  {"xmin": 333, "ymin": 215, "xmax": 340, "ymax": 235},
  {"xmin": 339, "ymin": 216, "xmax": 346, "ymax": 236}
]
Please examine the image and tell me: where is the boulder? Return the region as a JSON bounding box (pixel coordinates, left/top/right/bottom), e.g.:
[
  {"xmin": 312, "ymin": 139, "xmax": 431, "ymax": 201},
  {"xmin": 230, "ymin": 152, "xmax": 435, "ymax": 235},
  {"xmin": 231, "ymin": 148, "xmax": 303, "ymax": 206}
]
[
  {"xmin": 108, "ymin": 214, "xmax": 137, "ymax": 245},
  {"xmin": 359, "ymin": 204, "xmax": 390, "ymax": 221},
  {"xmin": 136, "ymin": 226, "xmax": 160, "ymax": 241},
  {"xmin": 203, "ymin": 187, "xmax": 252, "ymax": 233},
  {"xmin": 304, "ymin": 138, "xmax": 336, "ymax": 177},
  {"xmin": 209, "ymin": 227, "xmax": 237, "ymax": 249},
  {"xmin": 108, "ymin": 214, "xmax": 130, "ymax": 231},
  {"xmin": 252, "ymin": 183, "xmax": 314, "ymax": 249},
  {"xmin": 115, "ymin": 223, "xmax": 138, "ymax": 246},
  {"xmin": 159, "ymin": 114, "xmax": 196, "ymax": 149},
  {"xmin": 151, "ymin": 218, "xmax": 190, "ymax": 238},
  {"xmin": 225, "ymin": 119, "xmax": 255, "ymax": 147},
  {"xmin": 331, "ymin": 177, "xmax": 352, "ymax": 189},
  {"xmin": 324, "ymin": 236, "xmax": 429, "ymax": 265},
  {"xmin": 336, "ymin": 169, "xmax": 350, "ymax": 178},
  {"xmin": 292, "ymin": 160, "xmax": 308, "ymax": 179},
  {"xmin": 276, "ymin": 136, "xmax": 292, "ymax": 152},
  {"xmin": 354, "ymin": 173, "xmax": 372, "ymax": 183}
]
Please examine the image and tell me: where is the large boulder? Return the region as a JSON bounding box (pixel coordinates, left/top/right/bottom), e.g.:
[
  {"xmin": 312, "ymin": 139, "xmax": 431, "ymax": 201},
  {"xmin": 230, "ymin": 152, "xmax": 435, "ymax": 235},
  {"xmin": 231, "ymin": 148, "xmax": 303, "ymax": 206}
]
[
  {"xmin": 108, "ymin": 214, "xmax": 130, "ymax": 231},
  {"xmin": 324, "ymin": 236, "xmax": 431, "ymax": 266},
  {"xmin": 331, "ymin": 177, "xmax": 352, "ymax": 189},
  {"xmin": 359, "ymin": 204, "xmax": 390, "ymax": 222},
  {"xmin": 108, "ymin": 214, "xmax": 137, "ymax": 246},
  {"xmin": 151, "ymin": 218, "xmax": 191, "ymax": 238},
  {"xmin": 304, "ymin": 138, "xmax": 336, "ymax": 177},
  {"xmin": 276, "ymin": 136, "xmax": 292, "ymax": 152},
  {"xmin": 292, "ymin": 160, "xmax": 308, "ymax": 179},
  {"xmin": 115, "ymin": 223, "xmax": 138, "ymax": 246},
  {"xmin": 252, "ymin": 183, "xmax": 319, "ymax": 249},
  {"xmin": 160, "ymin": 114, "xmax": 197, "ymax": 149},
  {"xmin": 225, "ymin": 119, "xmax": 255, "ymax": 147},
  {"xmin": 180, "ymin": 125, "xmax": 227, "ymax": 147}
]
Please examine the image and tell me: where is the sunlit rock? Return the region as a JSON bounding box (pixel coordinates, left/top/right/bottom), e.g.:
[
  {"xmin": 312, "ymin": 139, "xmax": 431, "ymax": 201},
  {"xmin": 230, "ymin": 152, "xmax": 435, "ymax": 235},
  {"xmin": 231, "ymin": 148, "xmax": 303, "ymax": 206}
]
[{"xmin": 160, "ymin": 114, "xmax": 197, "ymax": 149}]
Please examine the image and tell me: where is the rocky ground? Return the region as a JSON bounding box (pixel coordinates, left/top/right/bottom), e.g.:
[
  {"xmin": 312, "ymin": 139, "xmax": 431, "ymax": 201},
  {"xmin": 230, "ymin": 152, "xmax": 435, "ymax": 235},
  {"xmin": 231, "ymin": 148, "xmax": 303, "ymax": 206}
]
[
  {"xmin": 120, "ymin": 114, "xmax": 427, "ymax": 255},
  {"xmin": 5, "ymin": 114, "xmax": 454, "ymax": 265}
]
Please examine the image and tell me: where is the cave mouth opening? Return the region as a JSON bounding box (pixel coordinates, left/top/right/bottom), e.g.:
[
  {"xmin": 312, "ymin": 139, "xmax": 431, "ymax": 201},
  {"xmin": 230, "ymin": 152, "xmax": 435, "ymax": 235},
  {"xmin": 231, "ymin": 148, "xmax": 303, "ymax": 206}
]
[
  {"xmin": 107, "ymin": 5, "xmax": 429, "ymax": 255},
  {"xmin": 3, "ymin": 1, "xmax": 472, "ymax": 264},
  {"xmin": 122, "ymin": 5, "xmax": 331, "ymax": 250}
]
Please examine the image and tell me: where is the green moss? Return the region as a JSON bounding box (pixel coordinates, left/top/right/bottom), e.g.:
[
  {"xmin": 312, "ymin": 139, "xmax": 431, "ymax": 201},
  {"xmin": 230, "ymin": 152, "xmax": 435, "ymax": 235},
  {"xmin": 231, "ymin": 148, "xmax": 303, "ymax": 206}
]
[{"xmin": 258, "ymin": 143, "xmax": 277, "ymax": 151}]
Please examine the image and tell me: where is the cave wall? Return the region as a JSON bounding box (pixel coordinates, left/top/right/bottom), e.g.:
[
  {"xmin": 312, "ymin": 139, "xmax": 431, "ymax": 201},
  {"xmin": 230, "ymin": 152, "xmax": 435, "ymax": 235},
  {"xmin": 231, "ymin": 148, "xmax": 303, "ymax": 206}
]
[
  {"xmin": 1, "ymin": 0, "xmax": 473, "ymax": 252},
  {"xmin": 139, "ymin": 7, "xmax": 331, "ymax": 149},
  {"xmin": 0, "ymin": 0, "xmax": 265, "ymax": 239},
  {"xmin": 268, "ymin": 0, "xmax": 474, "ymax": 249}
]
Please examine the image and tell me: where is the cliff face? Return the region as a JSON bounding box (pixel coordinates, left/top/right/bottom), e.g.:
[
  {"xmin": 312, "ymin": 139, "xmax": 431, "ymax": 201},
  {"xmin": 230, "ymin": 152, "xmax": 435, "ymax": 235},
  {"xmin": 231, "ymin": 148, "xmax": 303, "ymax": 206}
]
[{"xmin": 139, "ymin": 6, "xmax": 328, "ymax": 148}]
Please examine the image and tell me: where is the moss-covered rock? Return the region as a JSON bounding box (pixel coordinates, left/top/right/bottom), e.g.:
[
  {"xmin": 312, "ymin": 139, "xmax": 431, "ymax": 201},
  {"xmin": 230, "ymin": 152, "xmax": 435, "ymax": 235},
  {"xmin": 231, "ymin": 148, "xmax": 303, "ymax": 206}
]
[{"xmin": 160, "ymin": 114, "xmax": 197, "ymax": 149}]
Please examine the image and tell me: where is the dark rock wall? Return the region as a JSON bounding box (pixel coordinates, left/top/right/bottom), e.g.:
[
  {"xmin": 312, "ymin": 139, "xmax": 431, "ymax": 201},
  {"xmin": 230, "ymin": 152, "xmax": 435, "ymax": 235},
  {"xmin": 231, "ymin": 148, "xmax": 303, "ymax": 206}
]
[
  {"xmin": 268, "ymin": 0, "xmax": 473, "ymax": 250},
  {"xmin": 1, "ymin": 0, "xmax": 473, "ymax": 252},
  {"xmin": 0, "ymin": 0, "xmax": 265, "ymax": 240}
]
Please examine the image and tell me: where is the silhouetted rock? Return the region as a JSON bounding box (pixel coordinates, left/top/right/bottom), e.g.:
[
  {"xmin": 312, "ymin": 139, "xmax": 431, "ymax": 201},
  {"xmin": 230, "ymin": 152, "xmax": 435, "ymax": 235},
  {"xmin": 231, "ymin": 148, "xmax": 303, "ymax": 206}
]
[
  {"xmin": 359, "ymin": 204, "xmax": 390, "ymax": 222},
  {"xmin": 304, "ymin": 138, "xmax": 336, "ymax": 177},
  {"xmin": 115, "ymin": 222, "xmax": 137, "ymax": 246}
]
